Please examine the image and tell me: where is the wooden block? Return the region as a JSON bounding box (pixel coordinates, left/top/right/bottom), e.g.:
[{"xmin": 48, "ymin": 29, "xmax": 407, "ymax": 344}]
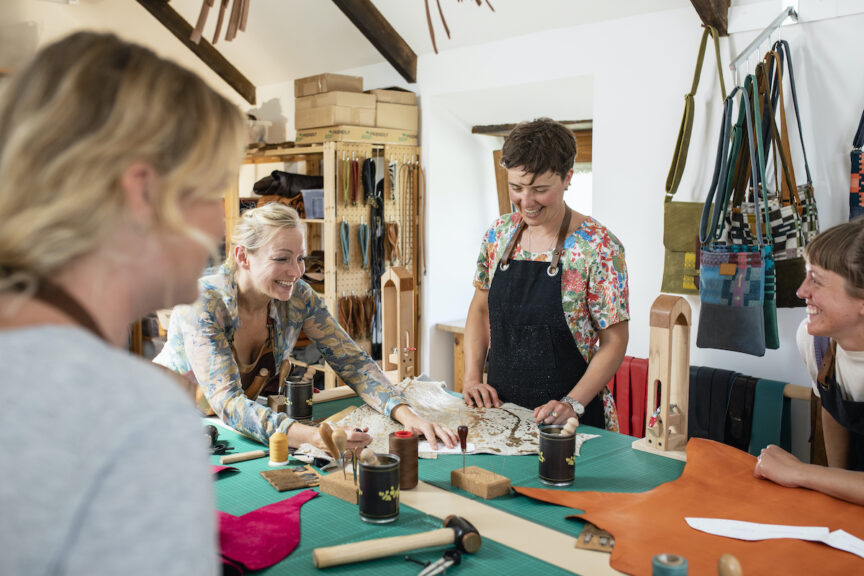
[
  {"xmin": 267, "ymin": 395, "xmax": 287, "ymax": 413},
  {"xmin": 318, "ymin": 469, "xmax": 358, "ymax": 504},
  {"xmin": 260, "ymin": 466, "xmax": 320, "ymax": 492},
  {"xmin": 450, "ymin": 466, "xmax": 511, "ymax": 500}
]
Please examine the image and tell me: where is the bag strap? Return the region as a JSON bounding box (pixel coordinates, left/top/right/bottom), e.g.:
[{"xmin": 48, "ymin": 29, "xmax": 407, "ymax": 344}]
[
  {"xmin": 699, "ymin": 92, "xmax": 735, "ymax": 244},
  {"xmin": 665, "ymin": 26, "xmax": 727, "ymax": 201},
  {"xmin": 773, "ymin": 40, "xmax": 813, "ymax": 186},
  {"xmin": 702, "ymin": 80, "xmax": 766, "ymax": 247},
  {"xmin": 854, "ymin": 109, "xmax": 864, "ymax": 150},
  {"xmin": 748, "ymin": 73, "xmax": 772, "ymax": 246},
  {"xmin": 756, "ymin": 58, "xmax": 799, "ymax": 208}
]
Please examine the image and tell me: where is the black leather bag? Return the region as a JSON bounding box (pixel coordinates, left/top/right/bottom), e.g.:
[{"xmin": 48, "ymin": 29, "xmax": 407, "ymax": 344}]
[{"xmin": 252, "ymin": 170, "xmax": 323, "ymax": 199}]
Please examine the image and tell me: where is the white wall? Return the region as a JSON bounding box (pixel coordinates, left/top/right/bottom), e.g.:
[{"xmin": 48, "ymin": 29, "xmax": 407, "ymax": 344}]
[{"xmin": 324, "ymin": 6, "xmax": 864, "ymax": 459}]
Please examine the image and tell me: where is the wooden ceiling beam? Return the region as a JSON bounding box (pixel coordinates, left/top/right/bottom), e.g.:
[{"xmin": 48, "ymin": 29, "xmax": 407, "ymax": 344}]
[
  {"xmin": 331, "ymin": 0, "xmax": 417, "ymax": 84},
  {"xmin": 136, "ymin": 0, "xmax": 257, "ymax": 105},
  {"xmin": 472, "ymin": 120, "xmax": 593, "ymax": 138},
  {"xmin": 689, "ymin": 0, "xmax": 729, "ymax": 36}
]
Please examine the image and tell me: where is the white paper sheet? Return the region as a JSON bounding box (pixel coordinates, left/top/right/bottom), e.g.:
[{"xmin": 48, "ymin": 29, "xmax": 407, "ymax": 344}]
[
  {"xmin": 686, "ymin": 518, "xmax": 864, "ymax": 560},
  {"xmin": 418, "ymin": 441, "xmax": 476, "ymax": 454}
]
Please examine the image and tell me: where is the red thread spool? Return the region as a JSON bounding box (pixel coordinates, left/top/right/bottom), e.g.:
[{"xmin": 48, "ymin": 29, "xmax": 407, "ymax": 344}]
[{"xmin": 389, "ymin": 430, "xmax": 418, "ymax": 490}]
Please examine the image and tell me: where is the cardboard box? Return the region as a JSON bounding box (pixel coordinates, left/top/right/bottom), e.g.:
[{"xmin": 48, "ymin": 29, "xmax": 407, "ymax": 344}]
[
  {"xmin": 295, "ymin": 91, "xmax": 376, "ymax": 110},
  {"xmin": 295, "ymin": 106, "xmax": 376, "ymax": 130},
  {"xmin": 294, "ymin": 73, "xmax": 363, "ymax": 98},
  {"xmin": 368, "ymin": 88, "xmax": 416, "ymax": 105},
  {"xmin": 295, "ymin": 125, "xmax": 418, "ymax": 145},
  {"xmin": 376, "ymin": 102, "xmax": 419, "ymax": 131}
]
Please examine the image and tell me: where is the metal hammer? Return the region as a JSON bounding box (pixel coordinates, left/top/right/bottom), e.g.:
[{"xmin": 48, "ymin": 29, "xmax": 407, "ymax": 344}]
[{"xmin": 312, "ymin": 515, "xmax": 480, "ymax": 569}]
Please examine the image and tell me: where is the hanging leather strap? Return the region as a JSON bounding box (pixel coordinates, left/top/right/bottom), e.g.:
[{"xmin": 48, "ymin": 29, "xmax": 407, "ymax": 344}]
[
  {"xmin": 773, "ymin": 40, "xmax": 813, "ymax": 186},
  {"xmin": 855, "ymin": 109, "xmax": 864, "ymax": 150},
  {"xmin": 665, "ymin": 26, "xmax": 727, "ymax": 201},
  {"xmin": 31, "ymin": 278, "xmax": 106, "ymax": 341},
  {"xmin": 499, "ymin": 207, "xmax": 572, "ymax": 274}
]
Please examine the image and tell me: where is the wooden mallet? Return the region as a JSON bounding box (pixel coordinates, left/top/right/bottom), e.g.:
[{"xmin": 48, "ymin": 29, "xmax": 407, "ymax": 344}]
[{"xmin": 312, "ymin": 515, "xmax": 481, "ymax": 568}]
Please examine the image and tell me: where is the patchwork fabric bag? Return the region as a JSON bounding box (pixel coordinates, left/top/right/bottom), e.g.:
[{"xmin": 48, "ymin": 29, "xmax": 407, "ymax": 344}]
[
  {"xmin": 733, "ymin": 56, "xmax": 805, "ymax": 308},
  {"xmin": 662, "ymin": 26, "xmax": 726, "ymax": 295},
  {"xmin": 850, "ymin": 108, "xmax": 864, "ymax": 221},
  {"xmin": 698, "ymin": 83, "xmax": 772, "ymax": 357}
]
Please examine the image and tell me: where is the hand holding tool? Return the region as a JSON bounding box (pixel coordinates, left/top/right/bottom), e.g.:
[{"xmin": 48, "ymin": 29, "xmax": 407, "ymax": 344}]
[
  {"xmin": 220, "ymin": 449, "xmax": 269, "ymax": 465},
  {"xmin": 457, "ymin": 425, "xmax": 468, "ymax": 472},
  {"xmin": 312, "ymin": 515, "xmax": 481, "ymax": 568}
]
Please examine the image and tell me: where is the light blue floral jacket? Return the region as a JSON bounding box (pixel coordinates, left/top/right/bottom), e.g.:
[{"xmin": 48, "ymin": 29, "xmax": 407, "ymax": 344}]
[{"xmin": 154, "ymin": 265, "xmax": 407, "ymax": 443}]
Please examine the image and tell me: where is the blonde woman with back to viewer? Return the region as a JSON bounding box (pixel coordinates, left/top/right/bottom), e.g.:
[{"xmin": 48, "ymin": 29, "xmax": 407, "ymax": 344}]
[{"xmin": 0, "ymin": 32, "xmax": 246, "ymax": 574}]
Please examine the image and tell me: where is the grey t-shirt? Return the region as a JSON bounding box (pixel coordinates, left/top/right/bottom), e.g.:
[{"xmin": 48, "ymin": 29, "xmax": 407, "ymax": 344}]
[{"xmin": 0, "ymin": 326, "xmax": 217, "ymax": 575}]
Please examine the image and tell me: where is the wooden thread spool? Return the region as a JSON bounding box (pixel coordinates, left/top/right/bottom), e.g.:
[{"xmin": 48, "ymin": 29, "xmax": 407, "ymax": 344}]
[
  {"xmin": 268, "ymin": 432, "xmax": 290, "ymax": 466},
  {"xmin": 561, "ymin": 417, "xmax": 579, "ymax": 435},
  {"xmin": 359, "ymin": 447, "xmax": 378, "ymax": 466},
  {"xmin": 389, "ymin": 430, "xmax": 418, "ymax": 489}
]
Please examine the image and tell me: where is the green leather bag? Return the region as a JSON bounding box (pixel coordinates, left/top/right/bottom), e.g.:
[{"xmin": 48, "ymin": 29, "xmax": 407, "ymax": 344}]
[{"xmin": 662, "ymin": 26, "xmax": 726, "ymax": 295}]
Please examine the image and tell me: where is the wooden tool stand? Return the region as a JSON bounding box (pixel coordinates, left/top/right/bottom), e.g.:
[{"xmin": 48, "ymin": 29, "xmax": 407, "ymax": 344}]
[
  {"xmin": 227, "ymin": 141, "xmax": 423, "ymax": 389},
  {"xmin": 381, "ymin": 266, "xmax": 415, "ymax": 382},
  {"xmin": 632, "ymin": 295, "xmax": 691, "ymax": 462}
]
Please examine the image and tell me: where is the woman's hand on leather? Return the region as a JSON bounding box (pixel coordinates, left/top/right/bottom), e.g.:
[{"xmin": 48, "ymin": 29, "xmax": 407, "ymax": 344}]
[
  {"xmin": 392, "ymin": 405, "xmax": 457, "ymax": 451},
  {"xmin": 534, "ymin": 399, "xmax": 577, "ymax": 425},
  {"xmin": 754, "ymin": 444, "xmax": 805, "ymax": 488},
  {"xmin": 462, "ymin": 380, "xmax": 501, "ymax": 408}
]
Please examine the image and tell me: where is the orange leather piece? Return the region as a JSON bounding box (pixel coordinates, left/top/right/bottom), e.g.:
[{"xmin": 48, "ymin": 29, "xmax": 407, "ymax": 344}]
[{"xmin": 514, "ymin": 439, "xmax": 864, "ymax": 576}]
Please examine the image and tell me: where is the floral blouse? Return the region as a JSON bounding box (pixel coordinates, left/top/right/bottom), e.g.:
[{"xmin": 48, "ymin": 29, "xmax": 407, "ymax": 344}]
[
  {"xmin": 154, "ymin": 265, "xmax": 408, "ymax": 444},
  {"xmin": 474, "ymin": 212, "xmax": 630, "ymax": 364}
]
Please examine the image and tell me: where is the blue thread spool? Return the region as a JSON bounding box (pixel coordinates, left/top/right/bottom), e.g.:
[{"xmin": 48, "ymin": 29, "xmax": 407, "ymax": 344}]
[{"xmin": 652, "ymin": 554, "xmax": 688, "ymax": 576}]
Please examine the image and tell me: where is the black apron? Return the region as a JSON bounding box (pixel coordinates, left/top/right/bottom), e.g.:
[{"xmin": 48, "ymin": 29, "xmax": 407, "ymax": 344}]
[
  {"xmin": 817, "ymin": 338, "xmax": 864, "ymax": 471},
  {"xmin": 487, "ymin": 208, "xmax": 604, "ymax": 427}
]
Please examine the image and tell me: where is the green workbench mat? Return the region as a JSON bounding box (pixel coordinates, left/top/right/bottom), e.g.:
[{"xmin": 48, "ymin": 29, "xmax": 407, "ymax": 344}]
[{"xmin": 210, "ymin": 418, "xmax": 575, "ymax": 575}]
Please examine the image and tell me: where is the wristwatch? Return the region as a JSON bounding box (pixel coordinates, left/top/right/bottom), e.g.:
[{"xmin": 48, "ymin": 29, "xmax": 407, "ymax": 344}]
[{"xmin": 560, "ymin": 396, "xmax": 585, "ymax": 417}]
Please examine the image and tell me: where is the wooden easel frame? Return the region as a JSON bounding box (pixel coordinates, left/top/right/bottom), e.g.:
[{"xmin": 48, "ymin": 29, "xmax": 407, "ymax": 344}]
[
  {"xmin": 381, "ymin": 266, "xmax": 415, "ymax": 382},
  {"xmin": 632, "ymin": 295, "xmax": 691, "ymax": 461}
]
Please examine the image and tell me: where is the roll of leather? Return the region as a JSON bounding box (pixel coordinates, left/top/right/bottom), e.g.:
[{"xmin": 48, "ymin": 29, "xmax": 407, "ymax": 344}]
[{"xmin": 388, "ymin": 430, "xmax": 418, "ymax": 490}]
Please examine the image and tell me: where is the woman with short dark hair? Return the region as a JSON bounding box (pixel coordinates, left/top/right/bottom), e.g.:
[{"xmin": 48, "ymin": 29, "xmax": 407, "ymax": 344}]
[{"xmin": 462, "ymin": 118, "xmax": 629, "ymax": 430}]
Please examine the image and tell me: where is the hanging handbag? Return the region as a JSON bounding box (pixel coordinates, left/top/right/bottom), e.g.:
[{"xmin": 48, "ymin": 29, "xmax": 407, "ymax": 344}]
[
  {"xmin": 661, "ymin": 26, "xmax": 727, "ymax": 295},
  {"xmin": 850, "ymin": 108, "xmax": 864, "ymax": 221},
  {"xmin": 774, "ymin": 40, "xmax": 819, "ymax": 240},
  {"xmin": 738, "ymin": 55, "xmax": 806, "ymax": 308},
  {"xmin": 697, "ymin": 82, "xmax": 771, "ymax": 356}
]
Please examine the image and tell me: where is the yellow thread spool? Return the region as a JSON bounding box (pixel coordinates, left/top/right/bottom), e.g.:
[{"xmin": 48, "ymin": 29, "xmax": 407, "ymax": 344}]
[{"xmin": 269, "ymin": 432, "xmax": 290, "ymax": 466}]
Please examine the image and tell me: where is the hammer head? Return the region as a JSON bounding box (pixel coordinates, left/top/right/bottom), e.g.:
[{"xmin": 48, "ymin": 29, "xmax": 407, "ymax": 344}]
[{"xmin": 443, "ymin": 515, "xmax": 481, "ymax": 554}]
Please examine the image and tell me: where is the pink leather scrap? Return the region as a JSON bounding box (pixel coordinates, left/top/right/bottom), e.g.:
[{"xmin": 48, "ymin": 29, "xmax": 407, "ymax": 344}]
[
  {"xmin": 212, "ymin": 465, "xmax": 238, "ymax": 475},
  {"xmin": 219, "ymin": 489, "xmax": 318, "ymax": 571}
]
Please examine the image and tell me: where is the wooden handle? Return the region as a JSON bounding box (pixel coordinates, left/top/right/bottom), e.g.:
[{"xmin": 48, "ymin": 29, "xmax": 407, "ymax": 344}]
[
  {"xmin": 313, "ymin": 528, "xmax": 454, "ymax": 568},
  {"xmin": 318, "ymin": 422, "xmax": 340, "ymax": 459},
  {"xmin": 220, "ymin": 450, "xmax": 267, "ymax": 465},
  {"xmin": 244, "ymin": 367, "xmax": 269, "ymax": 401}
]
